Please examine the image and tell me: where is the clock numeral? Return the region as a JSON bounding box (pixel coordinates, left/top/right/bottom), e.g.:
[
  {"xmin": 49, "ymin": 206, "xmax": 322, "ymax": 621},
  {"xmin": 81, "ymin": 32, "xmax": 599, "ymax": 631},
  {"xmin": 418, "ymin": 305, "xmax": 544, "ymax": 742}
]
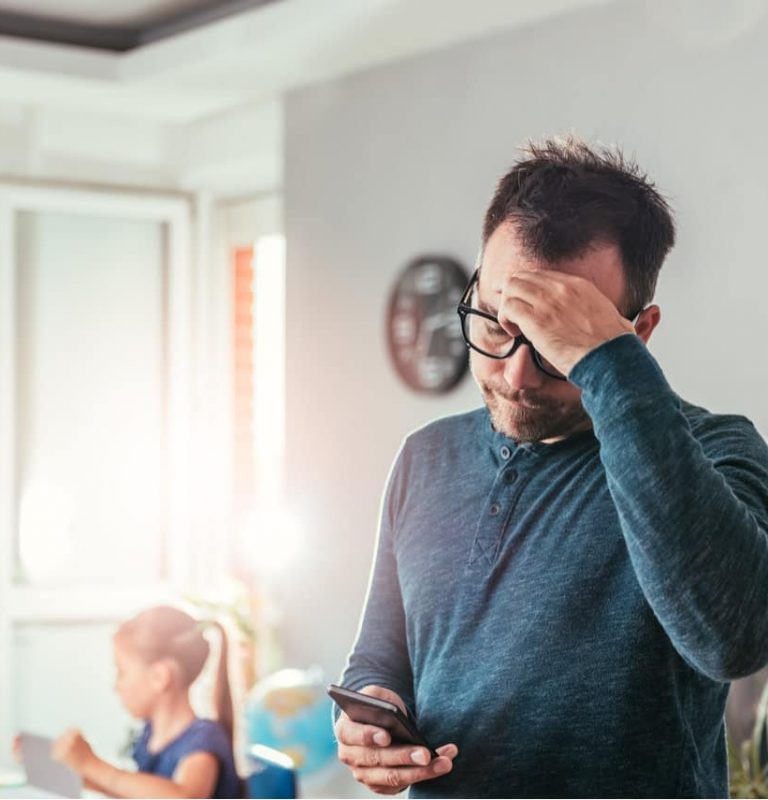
[
  {"xmin": 418, "ymin": 358, "xmax": 445, "ymax": 388},
  {"xmin": 392, "ymin": 313, "xmax": 416, "ymax": 344},
  {"xmin": 414, "ymin": 264, "xmax": 443, "ymax": 294}
]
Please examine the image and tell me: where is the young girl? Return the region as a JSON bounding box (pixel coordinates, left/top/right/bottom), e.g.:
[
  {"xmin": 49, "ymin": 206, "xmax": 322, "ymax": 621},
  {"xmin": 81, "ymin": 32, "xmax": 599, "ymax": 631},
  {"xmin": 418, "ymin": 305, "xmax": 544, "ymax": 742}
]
[{"xmin": 52, "ymin": 605, "xmax": 240, "ymax": 799}]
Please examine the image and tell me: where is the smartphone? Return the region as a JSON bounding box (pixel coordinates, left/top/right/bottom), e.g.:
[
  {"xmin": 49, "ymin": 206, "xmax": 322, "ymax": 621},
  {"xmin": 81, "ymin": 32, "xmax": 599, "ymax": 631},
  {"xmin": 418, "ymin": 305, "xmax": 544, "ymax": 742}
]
[{"xmin": 328, "ymin": 684, "xmax": 438, "ymax": 758}]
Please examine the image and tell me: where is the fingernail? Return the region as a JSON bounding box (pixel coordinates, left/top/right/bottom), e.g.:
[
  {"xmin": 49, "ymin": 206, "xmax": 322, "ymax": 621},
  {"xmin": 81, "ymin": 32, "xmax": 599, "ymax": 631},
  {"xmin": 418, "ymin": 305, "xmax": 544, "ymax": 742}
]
[
  {"xmin": 410, "ymin": 750, "xmax": 428, "ymax": 765},
  {"xmin": 373, "ymin": 731, "xmax": 388, "ymax": 746},
  {"xmin": 434, "ymin": 759, "xmax": 451, "ymax": 774}
]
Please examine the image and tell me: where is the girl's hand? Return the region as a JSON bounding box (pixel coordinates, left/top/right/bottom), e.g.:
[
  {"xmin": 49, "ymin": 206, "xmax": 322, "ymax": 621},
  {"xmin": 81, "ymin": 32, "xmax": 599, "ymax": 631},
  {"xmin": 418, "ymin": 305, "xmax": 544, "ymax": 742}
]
[
  {"xmin": 11, "ymin": 734, "xmax": 22, "ymax": 764},
  {"xmin": 52, "ymin": 729, "xmax": 95, "ymax": 773}
]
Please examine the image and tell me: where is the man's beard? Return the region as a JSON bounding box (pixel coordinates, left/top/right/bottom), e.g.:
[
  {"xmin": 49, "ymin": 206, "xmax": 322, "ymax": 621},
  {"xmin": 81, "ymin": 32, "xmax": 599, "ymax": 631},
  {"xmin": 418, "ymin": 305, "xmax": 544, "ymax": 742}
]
[{"xmin": 477, "ymin": 377, "xmax": 592, "ymax": 443}]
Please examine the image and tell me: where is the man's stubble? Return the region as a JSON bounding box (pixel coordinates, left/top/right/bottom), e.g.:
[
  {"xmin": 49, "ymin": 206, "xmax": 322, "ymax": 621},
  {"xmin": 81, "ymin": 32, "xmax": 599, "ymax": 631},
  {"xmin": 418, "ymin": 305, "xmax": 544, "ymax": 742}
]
[{"xmin": 477, "ymin": 377, "xmax": 592, "ymax": 443}]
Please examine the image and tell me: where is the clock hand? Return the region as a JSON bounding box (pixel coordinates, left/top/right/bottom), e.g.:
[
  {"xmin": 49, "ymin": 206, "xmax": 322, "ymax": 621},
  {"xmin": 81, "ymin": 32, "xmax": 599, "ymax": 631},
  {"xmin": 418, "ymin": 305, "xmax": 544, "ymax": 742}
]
[
  {"xmin": 422, "ymin": 308, "xmax": 457, "ymax": 330},
  {"xmin": 416, "ymin": 309, "xmax": 459, "ymax": 359}
]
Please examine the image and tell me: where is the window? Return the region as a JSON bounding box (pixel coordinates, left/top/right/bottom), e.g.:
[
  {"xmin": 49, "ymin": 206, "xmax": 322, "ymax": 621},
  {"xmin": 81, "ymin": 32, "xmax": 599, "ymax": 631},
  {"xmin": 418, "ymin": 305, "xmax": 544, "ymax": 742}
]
[{"xmin": 0, "ymin": 185, "xmax": 194, "ymax": 760}]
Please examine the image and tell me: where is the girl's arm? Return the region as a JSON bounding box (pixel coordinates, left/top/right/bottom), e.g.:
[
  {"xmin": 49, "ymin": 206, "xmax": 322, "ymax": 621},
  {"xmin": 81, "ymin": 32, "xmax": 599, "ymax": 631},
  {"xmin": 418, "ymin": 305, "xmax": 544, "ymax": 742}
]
[
  {"xmin": 83, "ymin": 752, "xmax": 219, "ymax": 799},
  {"xmin": 53, "ymin": 729, "xmax": 220, "ymax": 799},
  {"xmin": 83, "ymin": 776, "xmax": 116, "ymax": 795}
]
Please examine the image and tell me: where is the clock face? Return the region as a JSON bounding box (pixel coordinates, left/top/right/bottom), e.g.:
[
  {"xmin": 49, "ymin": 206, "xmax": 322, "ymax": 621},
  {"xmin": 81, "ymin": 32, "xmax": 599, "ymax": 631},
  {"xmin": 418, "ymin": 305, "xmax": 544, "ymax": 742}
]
[{"xmin": 386, "ymin": 256, "xmax": 469, "ymax": 393}]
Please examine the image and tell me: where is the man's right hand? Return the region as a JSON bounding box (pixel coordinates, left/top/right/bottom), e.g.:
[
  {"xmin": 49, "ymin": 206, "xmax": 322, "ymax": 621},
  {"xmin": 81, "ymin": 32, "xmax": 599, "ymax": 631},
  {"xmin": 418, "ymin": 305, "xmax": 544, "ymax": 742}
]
[{"xmin": 334, "ymin": 685, "xmax": 459, "ymax": 795}]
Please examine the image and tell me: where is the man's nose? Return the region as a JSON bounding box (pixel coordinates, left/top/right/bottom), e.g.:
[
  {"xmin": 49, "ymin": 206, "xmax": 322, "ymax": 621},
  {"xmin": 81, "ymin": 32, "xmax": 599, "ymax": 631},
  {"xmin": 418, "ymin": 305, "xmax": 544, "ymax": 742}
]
[{"xmin": 502, "ymin": 343, "xmax": 546, "ymax": 390}]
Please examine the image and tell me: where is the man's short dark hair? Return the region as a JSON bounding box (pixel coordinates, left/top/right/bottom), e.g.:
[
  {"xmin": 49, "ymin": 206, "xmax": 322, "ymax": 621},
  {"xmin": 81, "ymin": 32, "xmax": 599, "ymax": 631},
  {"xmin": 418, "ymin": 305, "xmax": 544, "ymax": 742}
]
[{"xmin": 482, "ymin": 136, "xmax": 676, "ymax": 315}]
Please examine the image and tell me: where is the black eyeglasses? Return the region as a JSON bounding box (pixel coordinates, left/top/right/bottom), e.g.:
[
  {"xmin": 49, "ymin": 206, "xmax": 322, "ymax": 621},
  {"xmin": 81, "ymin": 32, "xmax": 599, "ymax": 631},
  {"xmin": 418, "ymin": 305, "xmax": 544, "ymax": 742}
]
[{"xmin": 456, "ymin": 269, "xmax": 641, "ymax": 381}]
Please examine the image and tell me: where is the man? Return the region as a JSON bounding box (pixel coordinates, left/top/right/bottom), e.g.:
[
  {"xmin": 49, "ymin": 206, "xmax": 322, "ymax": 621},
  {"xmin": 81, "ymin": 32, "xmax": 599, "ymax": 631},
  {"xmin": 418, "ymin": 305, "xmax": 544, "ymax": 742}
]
[{"xmin": 334, "ymin": 137, "xmax": 768, "ymax": 797}]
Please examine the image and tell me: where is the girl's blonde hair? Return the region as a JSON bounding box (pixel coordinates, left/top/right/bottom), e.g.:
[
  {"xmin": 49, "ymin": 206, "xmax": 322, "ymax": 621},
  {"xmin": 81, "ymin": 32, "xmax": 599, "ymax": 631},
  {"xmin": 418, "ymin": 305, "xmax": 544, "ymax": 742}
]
[{"xmin": 115, "ymin": 605, "xmax": 234, "ymax": 741}]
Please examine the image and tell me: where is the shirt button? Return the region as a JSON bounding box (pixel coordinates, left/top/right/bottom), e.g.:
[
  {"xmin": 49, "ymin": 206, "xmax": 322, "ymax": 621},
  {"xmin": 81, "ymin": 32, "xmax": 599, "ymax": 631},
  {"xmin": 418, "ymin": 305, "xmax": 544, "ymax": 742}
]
[
  {"xmin": 489, "ymin": 503, "xmax": 501, "ymax": 516},
  {"xmin": 500, "ymin": 446, "xmax": 511, "ymax": 460},
  {"xmin": 505, "ymin": 470, "xmax": 518, "ymax": 484}
]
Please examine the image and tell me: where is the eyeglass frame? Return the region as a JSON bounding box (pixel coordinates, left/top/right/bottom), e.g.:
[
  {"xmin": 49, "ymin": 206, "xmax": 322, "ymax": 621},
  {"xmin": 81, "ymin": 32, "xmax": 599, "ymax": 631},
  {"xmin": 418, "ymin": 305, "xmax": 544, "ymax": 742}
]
[{"xmin": 456, "ymin": 268, "xmax": 642, "ymax": 381}]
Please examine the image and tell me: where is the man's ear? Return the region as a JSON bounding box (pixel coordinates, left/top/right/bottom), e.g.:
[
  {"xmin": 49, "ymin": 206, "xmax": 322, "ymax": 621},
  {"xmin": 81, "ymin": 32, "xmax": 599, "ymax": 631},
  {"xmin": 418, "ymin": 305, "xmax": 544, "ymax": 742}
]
[{"xmin": 634, "ymin": 304, "xmax": 661, "ymax": 344}]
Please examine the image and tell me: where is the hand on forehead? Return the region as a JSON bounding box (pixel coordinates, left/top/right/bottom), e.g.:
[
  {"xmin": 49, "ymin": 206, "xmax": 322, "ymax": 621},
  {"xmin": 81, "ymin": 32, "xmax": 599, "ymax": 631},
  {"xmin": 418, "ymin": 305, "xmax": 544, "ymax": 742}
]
[{"xmin": 479, "ymin": 223, "xmax": 627, "ymax": 311}]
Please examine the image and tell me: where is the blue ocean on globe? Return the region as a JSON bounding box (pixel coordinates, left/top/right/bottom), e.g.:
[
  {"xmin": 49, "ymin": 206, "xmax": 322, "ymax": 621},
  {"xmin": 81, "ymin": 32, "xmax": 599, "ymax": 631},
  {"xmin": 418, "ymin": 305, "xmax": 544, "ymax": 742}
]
[{"xmin": 245, "ymin": 667, "xmax": 337, "ymax": 778}]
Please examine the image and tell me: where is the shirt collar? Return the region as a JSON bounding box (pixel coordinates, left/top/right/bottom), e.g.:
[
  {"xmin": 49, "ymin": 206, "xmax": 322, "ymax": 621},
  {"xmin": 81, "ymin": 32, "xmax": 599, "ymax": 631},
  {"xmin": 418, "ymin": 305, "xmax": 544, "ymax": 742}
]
[{"xmin": 479, "ymin": 405, "xmax": 597, "ymax": 459}]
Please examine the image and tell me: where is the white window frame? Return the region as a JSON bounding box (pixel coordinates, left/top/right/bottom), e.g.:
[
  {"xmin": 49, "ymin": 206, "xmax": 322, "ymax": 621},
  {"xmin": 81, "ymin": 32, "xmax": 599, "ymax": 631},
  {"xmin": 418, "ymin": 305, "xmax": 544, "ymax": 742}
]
[{"xmin": 0, "ymin": 183, "xmax": 200, "ymax": 761}]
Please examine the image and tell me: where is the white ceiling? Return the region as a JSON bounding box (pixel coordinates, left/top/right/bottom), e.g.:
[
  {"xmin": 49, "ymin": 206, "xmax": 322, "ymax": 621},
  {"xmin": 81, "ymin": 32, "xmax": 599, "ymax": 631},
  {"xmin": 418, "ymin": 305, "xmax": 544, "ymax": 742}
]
[{"xmin": 0, "ymin": 0, "xmax": 617, "ymax": 123}]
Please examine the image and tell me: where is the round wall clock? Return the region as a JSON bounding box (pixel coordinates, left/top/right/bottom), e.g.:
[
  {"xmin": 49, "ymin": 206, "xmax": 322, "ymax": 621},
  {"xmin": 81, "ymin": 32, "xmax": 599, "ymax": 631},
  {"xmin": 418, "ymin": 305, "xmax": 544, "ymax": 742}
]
[{"xmin": 386, "ymin": 255, "xmax": 469, "ymax": 394}]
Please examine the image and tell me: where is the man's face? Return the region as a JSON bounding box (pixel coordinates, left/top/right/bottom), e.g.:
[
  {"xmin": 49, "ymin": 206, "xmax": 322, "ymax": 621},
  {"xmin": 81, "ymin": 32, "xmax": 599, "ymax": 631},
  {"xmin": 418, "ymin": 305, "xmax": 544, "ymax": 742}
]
[{"xmin": 471, "ymin": 222, "xmax": 629, "ymax": 443}]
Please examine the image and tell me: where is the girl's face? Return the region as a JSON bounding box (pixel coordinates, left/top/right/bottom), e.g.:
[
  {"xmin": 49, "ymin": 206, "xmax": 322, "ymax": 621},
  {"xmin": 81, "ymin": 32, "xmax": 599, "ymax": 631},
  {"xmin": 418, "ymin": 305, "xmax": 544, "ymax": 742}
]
[{"xmin": 113, "ymin": 638, "xmax": 161, "ymax": 719}]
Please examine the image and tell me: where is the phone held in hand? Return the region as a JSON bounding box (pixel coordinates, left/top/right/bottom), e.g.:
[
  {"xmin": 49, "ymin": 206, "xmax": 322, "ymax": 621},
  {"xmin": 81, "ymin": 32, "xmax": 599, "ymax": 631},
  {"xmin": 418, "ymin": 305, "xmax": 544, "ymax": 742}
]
[{"xmin": 328, "ymin": 684, "xmax": 438, "ymax": 758}]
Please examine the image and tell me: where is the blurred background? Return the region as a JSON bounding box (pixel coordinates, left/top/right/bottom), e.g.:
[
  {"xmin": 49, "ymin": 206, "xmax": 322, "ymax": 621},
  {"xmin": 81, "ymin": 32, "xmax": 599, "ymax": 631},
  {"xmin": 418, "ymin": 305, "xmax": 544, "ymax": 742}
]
[{"xmin": 1, "ymin": 0, "xmax": 768, "ymax": 796}]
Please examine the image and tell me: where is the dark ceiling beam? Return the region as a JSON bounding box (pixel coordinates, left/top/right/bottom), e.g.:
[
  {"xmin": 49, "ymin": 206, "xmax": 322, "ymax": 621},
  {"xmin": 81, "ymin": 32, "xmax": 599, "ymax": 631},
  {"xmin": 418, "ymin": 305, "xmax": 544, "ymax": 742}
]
[
  {"xmin": 0, "ymin": 0, "xmax": 280, "ymax": 53},
  {"xmin": 137, "ymin": 0, "xmax": 279, "ymax": 47},
  {"xmin": 0, "ymin": 9, "xmax": 135, "ymax": 51}
]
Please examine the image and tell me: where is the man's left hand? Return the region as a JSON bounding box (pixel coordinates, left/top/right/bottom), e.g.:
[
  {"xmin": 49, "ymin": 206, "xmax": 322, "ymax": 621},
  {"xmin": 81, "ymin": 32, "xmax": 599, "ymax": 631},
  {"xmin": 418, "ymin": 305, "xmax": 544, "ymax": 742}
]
[{"xmin": 498, "ymin": 269, "xmax": 636, "ymax": 376}]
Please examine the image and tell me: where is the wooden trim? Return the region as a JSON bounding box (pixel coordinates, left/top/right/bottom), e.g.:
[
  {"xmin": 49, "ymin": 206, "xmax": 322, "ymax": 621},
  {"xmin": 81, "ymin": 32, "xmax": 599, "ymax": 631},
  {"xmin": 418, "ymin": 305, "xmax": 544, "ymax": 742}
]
[{"xmin": 232, "ymin": 246, "xmax": 255, "ymax": 516}]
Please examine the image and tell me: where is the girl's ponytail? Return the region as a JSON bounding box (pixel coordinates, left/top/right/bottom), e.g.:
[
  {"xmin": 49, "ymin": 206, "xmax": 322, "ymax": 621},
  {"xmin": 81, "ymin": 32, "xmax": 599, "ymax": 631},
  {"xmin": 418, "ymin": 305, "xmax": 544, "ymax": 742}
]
[{"xmin": 211, "ymin": 621, "xmax": 234, "ymax": 742}]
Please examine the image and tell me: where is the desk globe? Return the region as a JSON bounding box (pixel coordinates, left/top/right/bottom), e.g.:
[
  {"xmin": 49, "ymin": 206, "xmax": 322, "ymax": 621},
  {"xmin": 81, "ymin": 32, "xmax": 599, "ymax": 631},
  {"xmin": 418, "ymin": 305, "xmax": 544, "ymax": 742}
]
[{"xmin": 245, "ymin": 667, "xmax": 338, "ymax": 780}]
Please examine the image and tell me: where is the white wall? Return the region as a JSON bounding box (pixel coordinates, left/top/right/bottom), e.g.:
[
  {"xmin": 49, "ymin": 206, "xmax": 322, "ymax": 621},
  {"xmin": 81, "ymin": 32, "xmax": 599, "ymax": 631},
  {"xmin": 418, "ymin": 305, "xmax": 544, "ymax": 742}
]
[
  {"xmin": 280, "ymin": 0, "xmax": 768, "ymax": 685},
  {"xmin": 0, "ymin": 99, "xmax": 281, "ymax": 197},
  {"xmin": 12, "ymin": 622, "xmax": 134, "ymax": 760}
]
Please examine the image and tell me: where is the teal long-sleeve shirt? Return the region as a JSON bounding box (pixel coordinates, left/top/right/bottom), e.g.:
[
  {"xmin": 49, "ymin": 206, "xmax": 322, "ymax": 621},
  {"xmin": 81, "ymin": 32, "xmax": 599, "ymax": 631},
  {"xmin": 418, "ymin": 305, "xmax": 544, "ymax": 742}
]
[{"xmin": 338, "ymin": 334, "xmax": 768, "ymax": 797}]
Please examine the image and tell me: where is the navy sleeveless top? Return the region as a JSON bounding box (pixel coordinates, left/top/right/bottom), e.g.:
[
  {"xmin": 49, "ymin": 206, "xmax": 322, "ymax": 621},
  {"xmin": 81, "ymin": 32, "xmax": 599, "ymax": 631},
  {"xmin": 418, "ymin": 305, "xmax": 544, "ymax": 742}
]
[{"xmin": 132, "ymin": 718, "xmax": 240, "ymax": 799}]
